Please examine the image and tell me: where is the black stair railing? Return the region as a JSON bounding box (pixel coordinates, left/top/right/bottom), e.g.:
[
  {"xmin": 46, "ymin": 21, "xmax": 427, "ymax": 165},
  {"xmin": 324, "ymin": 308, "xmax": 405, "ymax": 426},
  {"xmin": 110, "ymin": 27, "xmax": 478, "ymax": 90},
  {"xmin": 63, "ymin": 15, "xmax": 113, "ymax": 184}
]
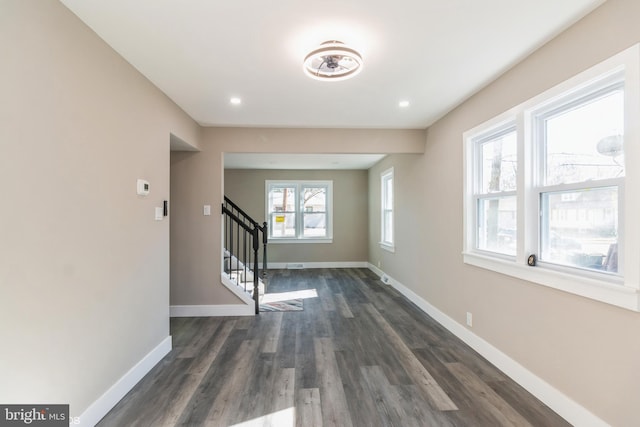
[{"xmin": 222, "ymin": 196, "xmax": 268, "ymax": 314}]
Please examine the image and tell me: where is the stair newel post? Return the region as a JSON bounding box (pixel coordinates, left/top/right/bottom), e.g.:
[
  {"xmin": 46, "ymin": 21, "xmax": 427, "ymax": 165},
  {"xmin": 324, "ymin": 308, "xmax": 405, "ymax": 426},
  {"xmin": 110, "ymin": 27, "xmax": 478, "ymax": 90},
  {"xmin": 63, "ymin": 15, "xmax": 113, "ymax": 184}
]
[
  {"xmin": 262, "ymin": 221, "xmax": 268, "ymax": 278},
  {"xmin": 252, "ymin": 226, "xmax": 260, "ymax": 315}
]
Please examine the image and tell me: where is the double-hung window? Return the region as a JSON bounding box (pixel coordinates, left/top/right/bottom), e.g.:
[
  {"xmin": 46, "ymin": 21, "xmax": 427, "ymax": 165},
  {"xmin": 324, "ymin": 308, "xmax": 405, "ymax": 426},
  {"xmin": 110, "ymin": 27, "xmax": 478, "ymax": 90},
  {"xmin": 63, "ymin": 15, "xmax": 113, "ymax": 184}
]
[
  {"xmin": 266, "ymin": 180, "xmax": 332, "ymax": 242},
  {"xmin": 533, "ymin": 76, "xmax": 624, "ymax": 274},
  {"xmin": 472, "ymin": 126, "xmax": 517, "ymax": 256},
  {"xmin": 463, "ymin": 44, "xmax": 640, "ymax": 311},
  {"xmin": 380, "ymin": 168, "xmax": 394, "ymax": 251}
]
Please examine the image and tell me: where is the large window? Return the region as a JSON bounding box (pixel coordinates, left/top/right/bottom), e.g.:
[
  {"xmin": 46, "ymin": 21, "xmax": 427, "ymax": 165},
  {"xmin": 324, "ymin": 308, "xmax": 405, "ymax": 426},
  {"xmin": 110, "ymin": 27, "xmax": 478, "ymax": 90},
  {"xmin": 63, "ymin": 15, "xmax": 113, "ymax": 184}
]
[
  {"xmin": 463, "ymin": 44, "xmax": 640, "ymax": 311},
  {"xmin": 535, "ymin": 80, "xmax": 624, "ymax": 273},
  {"xmin": 266, "ymin": 181, "xmax": 332, "ymax": 242},
  {"xmin": 380, "ymin": 168, "xmax": 394, "ymax": 251}
]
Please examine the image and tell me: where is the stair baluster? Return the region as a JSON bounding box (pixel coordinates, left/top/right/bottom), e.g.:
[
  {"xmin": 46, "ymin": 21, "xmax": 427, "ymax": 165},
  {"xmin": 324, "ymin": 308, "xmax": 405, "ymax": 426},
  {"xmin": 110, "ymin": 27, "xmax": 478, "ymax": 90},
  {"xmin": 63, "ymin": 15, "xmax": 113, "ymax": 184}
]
[{"xmin": 222, "ymin": 196, "xmax": 268, "ymax": 314}]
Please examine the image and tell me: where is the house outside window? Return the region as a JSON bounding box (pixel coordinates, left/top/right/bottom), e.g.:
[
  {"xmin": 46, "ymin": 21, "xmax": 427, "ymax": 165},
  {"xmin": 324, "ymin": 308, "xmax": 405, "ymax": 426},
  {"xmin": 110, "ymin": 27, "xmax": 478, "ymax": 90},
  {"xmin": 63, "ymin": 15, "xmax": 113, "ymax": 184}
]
[
  {"xmin": 380, "ymin": 168, "xmax": 394, "ymax": 252},
  {"xmin": 463, "ymin": 44, "xmax": 640, "ymax": 311},
  {"xmin": 266, "ymin": 180, "xmax": 332, "ymax": 243}
]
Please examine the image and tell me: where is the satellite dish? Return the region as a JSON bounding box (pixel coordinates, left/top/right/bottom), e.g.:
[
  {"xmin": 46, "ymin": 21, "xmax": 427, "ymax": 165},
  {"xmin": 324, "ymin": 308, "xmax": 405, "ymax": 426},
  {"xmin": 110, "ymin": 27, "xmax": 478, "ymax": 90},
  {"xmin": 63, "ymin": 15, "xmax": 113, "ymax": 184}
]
[{"xmin": 596, "ymin": 134, "xmax": 623, "ymax": 157}]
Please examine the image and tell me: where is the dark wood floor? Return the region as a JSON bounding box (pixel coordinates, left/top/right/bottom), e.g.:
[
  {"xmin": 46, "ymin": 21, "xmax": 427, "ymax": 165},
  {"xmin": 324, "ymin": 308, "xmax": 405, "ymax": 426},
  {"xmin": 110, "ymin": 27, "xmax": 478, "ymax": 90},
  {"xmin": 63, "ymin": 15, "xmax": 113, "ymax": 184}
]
[{"xmin": 98, "ymin": 268, "xmax": 569, "ymax": 427}]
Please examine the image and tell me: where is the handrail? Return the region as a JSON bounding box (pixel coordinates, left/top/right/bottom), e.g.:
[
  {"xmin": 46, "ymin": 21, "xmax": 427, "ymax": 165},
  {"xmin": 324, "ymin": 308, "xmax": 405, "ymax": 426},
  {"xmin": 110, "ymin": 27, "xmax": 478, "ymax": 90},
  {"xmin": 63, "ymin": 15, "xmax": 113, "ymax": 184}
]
[
  {"xmin": 224, "ymin": 196, "xmax": 265, "ymax": 231},
  {"xmin": 221, "ymin": 197, "xmax": 268, "ymax": 314},
  {"xmin": 222, "ymin": 197, "xmax": 268, "ymax": 274},
  {"xmin": 222, "ymin": 206, "xmax": 254, "ymax": 233}
]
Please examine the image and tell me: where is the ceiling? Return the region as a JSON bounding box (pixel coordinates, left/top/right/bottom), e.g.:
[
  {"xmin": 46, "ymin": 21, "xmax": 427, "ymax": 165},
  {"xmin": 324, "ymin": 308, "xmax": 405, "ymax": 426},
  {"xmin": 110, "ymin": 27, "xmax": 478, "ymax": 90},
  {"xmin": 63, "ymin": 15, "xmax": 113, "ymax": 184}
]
[{"xmin": 60, "ymin": 0, "xmax": 603, "ymax": 130}]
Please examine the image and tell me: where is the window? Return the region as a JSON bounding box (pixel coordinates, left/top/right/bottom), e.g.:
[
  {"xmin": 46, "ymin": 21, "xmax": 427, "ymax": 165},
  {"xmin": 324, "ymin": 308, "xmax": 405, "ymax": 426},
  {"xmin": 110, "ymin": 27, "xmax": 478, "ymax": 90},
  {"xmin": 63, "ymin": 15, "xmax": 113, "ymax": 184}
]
[
  {"xmin": 472, "ymin": 126, "xmax": 517, "ymax": 256},
  {"xmin": 463, "ymin": 44, "xmax": 640, "ymax": 311},
  {"xmin": 534, "ymin": 80, "xmax": 624, "ymax": 273},
  {"xmin": 266, "ymin": 181, "xmax": 332, "ymax": 242},
  {"xmin": 380, "ymin": 168, "xmax": 394, "ymax": 251}
]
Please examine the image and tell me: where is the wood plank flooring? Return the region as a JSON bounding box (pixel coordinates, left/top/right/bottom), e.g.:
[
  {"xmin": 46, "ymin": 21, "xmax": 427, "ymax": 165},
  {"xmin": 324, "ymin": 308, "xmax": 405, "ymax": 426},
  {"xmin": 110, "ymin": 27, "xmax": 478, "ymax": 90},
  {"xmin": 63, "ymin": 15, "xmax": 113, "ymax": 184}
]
[{"xmin": 97, "ymin": 268, "xmax": 570, "ymax": 427}]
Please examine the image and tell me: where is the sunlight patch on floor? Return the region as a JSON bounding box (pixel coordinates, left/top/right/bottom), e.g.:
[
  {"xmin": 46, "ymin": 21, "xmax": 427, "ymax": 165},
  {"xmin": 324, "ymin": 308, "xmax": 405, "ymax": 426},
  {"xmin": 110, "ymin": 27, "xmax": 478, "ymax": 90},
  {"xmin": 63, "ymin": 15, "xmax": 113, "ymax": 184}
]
[
  {"xmin": 230, "ymin": 407, "xmax": 295, "ymax": 427},
  {"xmin": 261, "ymin": 289, "xmax": 318, "ymax": 304}
]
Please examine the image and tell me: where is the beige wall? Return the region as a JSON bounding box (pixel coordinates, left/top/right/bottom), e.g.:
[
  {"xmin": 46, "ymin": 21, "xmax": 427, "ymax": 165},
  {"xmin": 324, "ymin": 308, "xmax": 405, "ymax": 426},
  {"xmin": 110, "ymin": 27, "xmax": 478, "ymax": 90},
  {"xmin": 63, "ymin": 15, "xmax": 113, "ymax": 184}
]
[
  {"xmin": 171, "ymin": 149, "xmax": 241, "ymax": 305},
  {"xmin": 224, "ymin": 169, "xmax": 368, "ymax": 263},
  {"xmin": 368, "ymin": 154, "xmax": 426, "ymax": 275},
  {"xmin": 368, "ymin": 0, "xmax": 640, "ymax": 425},
  {"xmin": 203, "ymin": 127, "xmax": 426, "ymax": 154},
  {"xmin": 0, "ymin": 0, "xmax": 200, "ymax": 419},
  {"xmin": 170, "ymin": 127, "xmax": 424, "ymax": 305}
]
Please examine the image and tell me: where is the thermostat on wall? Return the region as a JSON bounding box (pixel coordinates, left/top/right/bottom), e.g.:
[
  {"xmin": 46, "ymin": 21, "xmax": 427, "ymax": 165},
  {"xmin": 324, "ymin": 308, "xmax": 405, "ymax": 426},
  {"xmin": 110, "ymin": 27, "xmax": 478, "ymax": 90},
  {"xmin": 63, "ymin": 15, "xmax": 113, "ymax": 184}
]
[{"xmin": 137, "ymin": 179, "xmax": 150, "ymax": 196}]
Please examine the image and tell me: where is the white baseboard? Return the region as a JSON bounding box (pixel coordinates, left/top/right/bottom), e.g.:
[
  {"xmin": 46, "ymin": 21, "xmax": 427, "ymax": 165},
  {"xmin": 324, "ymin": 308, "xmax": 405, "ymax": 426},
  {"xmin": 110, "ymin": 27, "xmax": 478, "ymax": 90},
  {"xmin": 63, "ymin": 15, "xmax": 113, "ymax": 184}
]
[
  {"xmin": 170, "ymin": 304, "xmax": 254, "ymax": 317},
  {"xmin": 267, "ymin": 261, "xmax": 368, "ymax": 269},
  {"xmin": 366, "ymin": 263, "xmax": 608, "ymax": 427},
  {"xmin": 367, "ymin": 263, "xmax": 385, "ymax": 278},
  {"xmin": 76, "ymin": 336, "xmax": 172, "ymax": 427}
]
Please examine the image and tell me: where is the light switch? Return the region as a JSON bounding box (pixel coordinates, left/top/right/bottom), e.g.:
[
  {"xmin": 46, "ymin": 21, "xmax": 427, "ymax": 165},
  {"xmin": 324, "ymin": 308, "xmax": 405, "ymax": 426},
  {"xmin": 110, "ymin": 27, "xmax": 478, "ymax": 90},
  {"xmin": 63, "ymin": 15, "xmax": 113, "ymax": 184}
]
[
  {"xmin": 203, "ymin": 205, "xmax": 211, "ymax": 216},
  {"xmin": 155, "ymin": 207, "xmax": 163, "ymax": 220}
]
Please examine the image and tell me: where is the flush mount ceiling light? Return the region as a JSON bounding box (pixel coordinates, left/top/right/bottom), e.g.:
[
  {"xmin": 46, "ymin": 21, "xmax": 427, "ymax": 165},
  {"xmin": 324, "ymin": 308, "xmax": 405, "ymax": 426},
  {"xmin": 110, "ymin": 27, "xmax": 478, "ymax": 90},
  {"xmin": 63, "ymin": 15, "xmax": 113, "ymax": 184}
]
[{"xmin": 303, "ymin": 40, "xmax": 363, "ymax": 82}]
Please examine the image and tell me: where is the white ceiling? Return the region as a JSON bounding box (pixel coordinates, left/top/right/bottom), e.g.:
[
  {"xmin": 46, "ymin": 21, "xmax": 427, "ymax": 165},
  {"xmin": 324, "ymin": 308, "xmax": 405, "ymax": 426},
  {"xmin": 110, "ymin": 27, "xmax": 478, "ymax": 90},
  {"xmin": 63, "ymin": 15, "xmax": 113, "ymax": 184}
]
[{"xmin": 60, "ymin": 0, "xmax": 603, "ymax": 130}]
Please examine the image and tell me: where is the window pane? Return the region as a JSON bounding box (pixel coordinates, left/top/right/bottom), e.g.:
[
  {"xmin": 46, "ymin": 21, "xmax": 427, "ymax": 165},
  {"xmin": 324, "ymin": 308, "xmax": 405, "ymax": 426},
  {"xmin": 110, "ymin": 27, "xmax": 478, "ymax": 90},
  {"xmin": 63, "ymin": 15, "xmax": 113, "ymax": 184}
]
[
  {"xmin": 383, "ymin": 210, "xmax": 393, "ymax": 243},
  {"xmin": 545, "ymin": 90, "xmax": 624, "ymax": 186},
  {"xmin": 303, "ymin": 213, "xmax": 326, "ymax": 237},
  {"xmin": 480, "ymin": 130, "xmax": 517, "ymax": 193},
  {"xmin": 270, "ymin": 213, "xmax": 296, "ymax": 237},
  {"xmin": 383, "ymin": 176, "xmax": 393, "ymax": 209},
  {"xmin": 541, "ymin": 187, "xmax": 618, "ymax": 273},
  {"xmin": 269, "ymin": 186, "xmax": 296, "ymax": 213},
  {"xmin": 302, "ymin": 187, "xmax": 326, "ymax": 212},
  {"xmin": 477, "ymin": 197, "xmax": 516, "ymax": 255}
]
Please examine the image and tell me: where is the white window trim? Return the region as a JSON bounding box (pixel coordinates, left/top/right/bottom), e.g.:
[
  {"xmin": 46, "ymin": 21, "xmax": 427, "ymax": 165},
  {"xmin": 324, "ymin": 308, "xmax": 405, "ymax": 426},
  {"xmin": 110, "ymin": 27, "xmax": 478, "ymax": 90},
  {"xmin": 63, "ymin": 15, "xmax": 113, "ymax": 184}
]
[
  {"xmin": 265, "ymin": 180, "xmax": 333, "ymax": 243},
  {"xmin": 380, "ymin": 167, "xmax": 395, "ymax": 252},
  {"xmin": 380, "ymin": 243, "xmax": 396, "ymax": 253},
  {"xmin": 463, "ymin": 43, "xmax": 640, "ymax": 312}
]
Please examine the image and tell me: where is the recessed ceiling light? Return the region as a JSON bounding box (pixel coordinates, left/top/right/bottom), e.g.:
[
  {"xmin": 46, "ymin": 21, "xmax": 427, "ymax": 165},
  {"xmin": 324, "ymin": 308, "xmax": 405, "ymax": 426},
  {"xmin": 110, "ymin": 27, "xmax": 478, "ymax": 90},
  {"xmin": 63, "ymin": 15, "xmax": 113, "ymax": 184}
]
[
  {"xmin": 303, "ymin": 40, "xmax": 363, "ymax": 82},
  {"xmin": 399, "ymin": 100, "xmax": 410, "ymax": 108},
  {"xmin": 230, "ymin": 97, "xmax": 242, "ymax": 105}
]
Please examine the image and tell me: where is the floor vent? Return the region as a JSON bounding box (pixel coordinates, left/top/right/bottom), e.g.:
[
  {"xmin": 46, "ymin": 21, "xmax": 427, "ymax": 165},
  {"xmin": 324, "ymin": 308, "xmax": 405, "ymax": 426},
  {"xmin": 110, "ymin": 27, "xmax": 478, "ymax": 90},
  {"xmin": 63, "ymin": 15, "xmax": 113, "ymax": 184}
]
[{"xmin": 287, "ymin": 263, "xmax": 305, "ymax": 269}]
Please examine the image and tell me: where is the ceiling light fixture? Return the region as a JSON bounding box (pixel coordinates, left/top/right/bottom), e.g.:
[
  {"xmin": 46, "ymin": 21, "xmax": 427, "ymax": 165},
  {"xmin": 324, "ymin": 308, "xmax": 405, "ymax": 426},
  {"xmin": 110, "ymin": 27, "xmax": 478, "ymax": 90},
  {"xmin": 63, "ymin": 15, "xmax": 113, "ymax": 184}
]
[
  {"xmin": 399, "ymin": 100, "xmax": 410, "ymax": 108},
  {"xmin": 303, "ymin": 40, "xmax": 363, "ymax": 82},
  {"xmin": 230, "ymin": 97, "xmax": 242, "ymax": 105}
]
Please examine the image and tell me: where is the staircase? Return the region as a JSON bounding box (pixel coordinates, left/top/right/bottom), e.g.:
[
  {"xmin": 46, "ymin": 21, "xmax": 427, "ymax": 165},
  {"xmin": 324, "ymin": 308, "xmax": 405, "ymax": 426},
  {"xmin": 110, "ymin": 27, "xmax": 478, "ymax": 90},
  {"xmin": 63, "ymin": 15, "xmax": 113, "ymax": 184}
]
[{"xmin": 222, "ymin": 196, "xmax": 268, "ymax": 314}]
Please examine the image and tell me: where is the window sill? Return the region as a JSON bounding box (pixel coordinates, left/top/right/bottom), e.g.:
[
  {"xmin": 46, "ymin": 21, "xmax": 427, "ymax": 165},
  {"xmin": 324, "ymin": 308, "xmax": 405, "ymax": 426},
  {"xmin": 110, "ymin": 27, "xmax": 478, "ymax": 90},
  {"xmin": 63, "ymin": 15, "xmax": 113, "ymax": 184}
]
[
  {"xmin": 269, "ymin": 238, "xmax": 333, "ymax": 244},
  {"xmin": 380, "ymin": 242, "xmax": 395, "ymax": 253},
  {"xmin": 463, "ymin": 251, "xmax": 640, "ymax": 312}
]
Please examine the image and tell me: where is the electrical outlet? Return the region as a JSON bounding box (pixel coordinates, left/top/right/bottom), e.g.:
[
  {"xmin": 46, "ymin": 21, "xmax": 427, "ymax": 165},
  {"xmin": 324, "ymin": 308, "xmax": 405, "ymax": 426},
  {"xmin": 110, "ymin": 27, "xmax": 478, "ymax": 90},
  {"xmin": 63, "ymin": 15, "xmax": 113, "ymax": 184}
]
[
  {"xmin": 466, "ymin": 312, "xmax": 473, "ymax": 327},
  {"xmin": 377, "ymin": 260, "xmax": 381, "ymax": 268}
]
